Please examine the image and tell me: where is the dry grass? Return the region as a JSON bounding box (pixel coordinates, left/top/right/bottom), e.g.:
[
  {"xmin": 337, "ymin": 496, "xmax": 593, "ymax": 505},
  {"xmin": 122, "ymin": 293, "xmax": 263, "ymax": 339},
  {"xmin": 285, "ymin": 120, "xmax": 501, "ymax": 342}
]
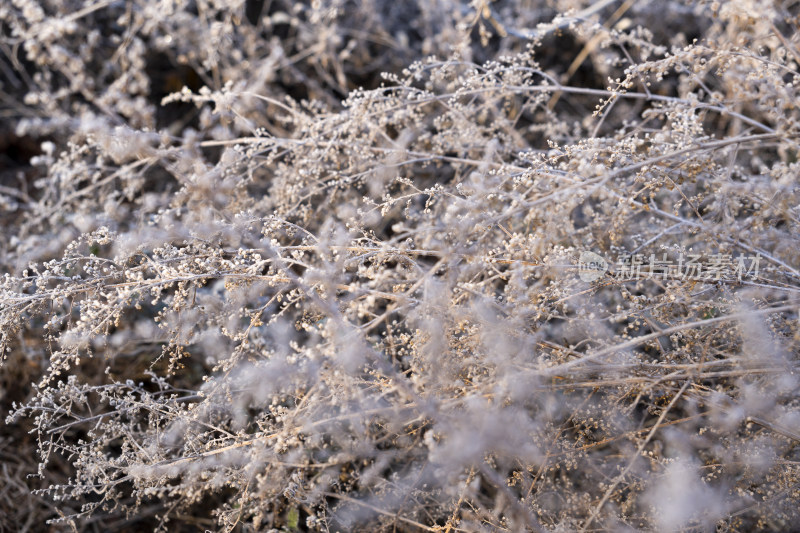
[{"xmin": 1, "ymin": 0, "xmax": 799, "ymax": 531}]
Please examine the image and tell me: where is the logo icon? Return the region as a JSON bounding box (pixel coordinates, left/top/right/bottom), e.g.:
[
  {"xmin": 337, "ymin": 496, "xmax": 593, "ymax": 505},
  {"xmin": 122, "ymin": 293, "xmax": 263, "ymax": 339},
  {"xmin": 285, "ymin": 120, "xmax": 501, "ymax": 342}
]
[{"xmin": 578, "ymin": 251, "xmax": 608, "ymax": 282}]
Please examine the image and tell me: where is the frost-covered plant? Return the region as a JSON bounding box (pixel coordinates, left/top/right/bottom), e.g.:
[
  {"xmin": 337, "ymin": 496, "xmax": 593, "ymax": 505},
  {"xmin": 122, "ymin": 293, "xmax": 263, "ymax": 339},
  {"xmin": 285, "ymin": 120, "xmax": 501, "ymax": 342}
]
[{"xmin": 2, "ymin": 0, "xmax": 800, "ymax": 531}]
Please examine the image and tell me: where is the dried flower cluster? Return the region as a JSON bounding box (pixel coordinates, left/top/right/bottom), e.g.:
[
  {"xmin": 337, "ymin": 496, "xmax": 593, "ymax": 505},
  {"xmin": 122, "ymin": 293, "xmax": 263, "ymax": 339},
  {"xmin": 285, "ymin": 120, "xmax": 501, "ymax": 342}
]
[{"xmin": 1, "ymin": 0, "xmax": 799, "ymax": 531}]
